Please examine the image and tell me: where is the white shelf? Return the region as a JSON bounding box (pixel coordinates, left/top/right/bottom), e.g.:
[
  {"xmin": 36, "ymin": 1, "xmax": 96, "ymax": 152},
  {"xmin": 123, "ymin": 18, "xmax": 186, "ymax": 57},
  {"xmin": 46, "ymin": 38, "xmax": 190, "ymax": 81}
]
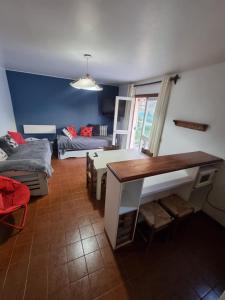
[
  {"xmin": 119, "ymin": 206, "xmax": 137, "ymax": 215},
  {"xmin": 142, "ymin": 170, "xmax": 195, "ymax": 197}
]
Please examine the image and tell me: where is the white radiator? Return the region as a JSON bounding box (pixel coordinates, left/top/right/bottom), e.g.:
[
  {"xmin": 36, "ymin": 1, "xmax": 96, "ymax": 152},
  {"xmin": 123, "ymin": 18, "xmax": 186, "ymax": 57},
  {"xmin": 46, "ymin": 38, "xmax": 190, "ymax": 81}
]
[{"xmin": 23, "ymin": 125, "xmax": 56, "ymax": 134}]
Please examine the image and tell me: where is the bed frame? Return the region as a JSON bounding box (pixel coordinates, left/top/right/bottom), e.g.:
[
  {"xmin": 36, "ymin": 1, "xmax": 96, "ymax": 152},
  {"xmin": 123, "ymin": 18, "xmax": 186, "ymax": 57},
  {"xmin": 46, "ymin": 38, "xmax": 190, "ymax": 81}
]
[
  {"xmin": 0, "ymin": 125, "xmax": 54, "ymax": 196},
  {"xmin": 58, "ymin": 148, "xmax": 104, "ymax": 159},
  {"xmin": 0, "ymin": 170, "xmax": 48, "ymax": 196}
]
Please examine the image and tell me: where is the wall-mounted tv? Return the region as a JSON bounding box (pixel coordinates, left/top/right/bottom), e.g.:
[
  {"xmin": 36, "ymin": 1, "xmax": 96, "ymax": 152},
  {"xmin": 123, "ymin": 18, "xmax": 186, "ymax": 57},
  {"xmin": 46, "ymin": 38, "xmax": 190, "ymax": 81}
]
[{"xmin": 100, "ymin": 85, "xmax": 119, "ymax": 115}]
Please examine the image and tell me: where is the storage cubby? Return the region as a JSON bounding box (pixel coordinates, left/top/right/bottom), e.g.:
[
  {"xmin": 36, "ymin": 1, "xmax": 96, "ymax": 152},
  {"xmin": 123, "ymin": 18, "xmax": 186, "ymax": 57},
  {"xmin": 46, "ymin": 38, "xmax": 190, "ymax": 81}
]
[
  {"xmin": 104, "ymin": 171, "xmax": 144, "ymax": 249},
  {"xmin": 120, "ymin": 179, "xmax": 143, "ymax": 211},
  {"xmin": 116, "ymin": 210, "xmax": 137, "ymax": 246}
]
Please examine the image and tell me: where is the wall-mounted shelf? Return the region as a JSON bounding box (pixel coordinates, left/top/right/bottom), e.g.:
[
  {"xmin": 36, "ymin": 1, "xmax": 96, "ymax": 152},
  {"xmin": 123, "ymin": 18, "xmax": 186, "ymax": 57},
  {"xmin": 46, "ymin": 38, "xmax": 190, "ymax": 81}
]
[{"xmin": 173, "ymin": 120, "xmax": 208, "ymax": 131}]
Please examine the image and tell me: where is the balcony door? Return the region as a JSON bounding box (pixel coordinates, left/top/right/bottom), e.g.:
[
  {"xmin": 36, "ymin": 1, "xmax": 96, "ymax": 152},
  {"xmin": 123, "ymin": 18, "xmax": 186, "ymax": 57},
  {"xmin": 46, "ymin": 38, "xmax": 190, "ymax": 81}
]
[{"xmin": 112, "ymin": 96, "xmax": 135, "ymax": 149}]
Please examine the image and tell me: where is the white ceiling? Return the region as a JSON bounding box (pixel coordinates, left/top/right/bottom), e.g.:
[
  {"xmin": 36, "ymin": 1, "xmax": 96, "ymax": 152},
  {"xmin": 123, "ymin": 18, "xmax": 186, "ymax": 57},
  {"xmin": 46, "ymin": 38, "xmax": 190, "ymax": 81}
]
[{"xmin": 1, "ymin": 0, "xmax": 225, "ymax": 84}]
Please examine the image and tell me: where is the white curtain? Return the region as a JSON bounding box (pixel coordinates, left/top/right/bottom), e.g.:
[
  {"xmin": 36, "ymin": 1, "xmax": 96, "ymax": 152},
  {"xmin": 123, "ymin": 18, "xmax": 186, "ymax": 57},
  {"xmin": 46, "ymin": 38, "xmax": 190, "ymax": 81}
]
[
  {"xmin": 149, "ymin": 76, "xmax": 172, "ymax": 156},
  {"xmin": 127, "ymin": 84, "xmax": 135, "ymax": 97}
]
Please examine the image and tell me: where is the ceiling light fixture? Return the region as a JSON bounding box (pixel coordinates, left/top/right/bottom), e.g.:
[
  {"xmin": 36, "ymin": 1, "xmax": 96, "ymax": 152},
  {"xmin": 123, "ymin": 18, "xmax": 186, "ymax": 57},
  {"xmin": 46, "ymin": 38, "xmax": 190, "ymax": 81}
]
[{"xmin": 70, "ymin": 54, "xmax": 103, "ymax": 91}]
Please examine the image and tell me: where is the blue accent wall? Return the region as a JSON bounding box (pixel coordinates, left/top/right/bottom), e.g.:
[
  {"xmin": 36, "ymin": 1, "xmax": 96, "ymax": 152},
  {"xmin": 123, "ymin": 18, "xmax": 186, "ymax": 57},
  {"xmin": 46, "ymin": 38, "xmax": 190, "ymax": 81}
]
[{"xmin": 6, "ymin": 71, "xmax": 118, "ymax": 138}]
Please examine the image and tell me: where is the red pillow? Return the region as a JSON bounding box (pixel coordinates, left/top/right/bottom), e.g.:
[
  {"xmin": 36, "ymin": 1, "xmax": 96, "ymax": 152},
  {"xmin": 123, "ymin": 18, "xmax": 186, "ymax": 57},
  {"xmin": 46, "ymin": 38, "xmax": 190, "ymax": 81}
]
[
  {"xmin": 8, "ymin": 131, "xmax": 26, "ymax": 144},
  {"xmin": 0, "ymin": 193, "xmax": 4, "ymax": 210},
  {"xmin": 66, "ymin": 126, "xmax": 77, "ymax": 137},
  {"xmin": 80, "ymin": 126, "xmax": 93, "ymax": 137}
]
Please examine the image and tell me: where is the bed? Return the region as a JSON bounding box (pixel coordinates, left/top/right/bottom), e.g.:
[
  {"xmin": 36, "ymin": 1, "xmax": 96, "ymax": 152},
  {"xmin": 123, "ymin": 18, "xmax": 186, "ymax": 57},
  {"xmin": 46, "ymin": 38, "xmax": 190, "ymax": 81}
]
[
  {"xmin": 0, "ymin": 139, "xmax": 52, "ymax": 196},
  {"xmin": 57, "ymin": 135, "xmax": 113, "ymax": 159}
]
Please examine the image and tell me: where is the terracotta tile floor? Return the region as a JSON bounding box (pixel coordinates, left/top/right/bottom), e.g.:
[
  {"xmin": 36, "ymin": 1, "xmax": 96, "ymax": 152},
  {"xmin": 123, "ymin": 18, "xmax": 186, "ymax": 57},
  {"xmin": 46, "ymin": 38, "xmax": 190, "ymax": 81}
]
[{"xmin": 0, "ymin": 158, "xmax": 225, "ymax": 300}]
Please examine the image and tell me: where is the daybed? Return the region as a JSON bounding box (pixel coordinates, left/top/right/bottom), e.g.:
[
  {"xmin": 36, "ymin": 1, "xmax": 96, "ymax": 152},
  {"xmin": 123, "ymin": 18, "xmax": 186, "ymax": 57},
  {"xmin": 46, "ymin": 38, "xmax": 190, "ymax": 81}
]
[
  {"xmin": 57, "ymin": 134, "xmax": 112, "ymax": 159},
  {"xmin": 0, "ymin": 139, "xmax": 52, "ymax": 196}
]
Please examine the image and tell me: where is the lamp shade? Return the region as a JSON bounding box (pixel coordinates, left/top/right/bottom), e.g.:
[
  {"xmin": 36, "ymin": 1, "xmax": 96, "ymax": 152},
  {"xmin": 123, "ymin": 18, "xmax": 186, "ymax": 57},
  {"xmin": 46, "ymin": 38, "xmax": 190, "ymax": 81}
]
[{"xmin": 70, "ymin": 74, "xmax": 103, "ymax": 91}]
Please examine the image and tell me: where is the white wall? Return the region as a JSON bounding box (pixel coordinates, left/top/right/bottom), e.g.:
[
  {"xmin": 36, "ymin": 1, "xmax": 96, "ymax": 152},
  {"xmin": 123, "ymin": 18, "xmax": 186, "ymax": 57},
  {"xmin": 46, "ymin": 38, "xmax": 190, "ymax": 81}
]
[
  {"xmin": 0, "ymin": 68, "xmax": 16, "ymax": 135},
  {"xmin": 159, "ymin": 62, "xmax": 225, "ymax": 226},
  {"xmin": 119, "ymin": 84, "xmax": 130, "ymax": 96}
]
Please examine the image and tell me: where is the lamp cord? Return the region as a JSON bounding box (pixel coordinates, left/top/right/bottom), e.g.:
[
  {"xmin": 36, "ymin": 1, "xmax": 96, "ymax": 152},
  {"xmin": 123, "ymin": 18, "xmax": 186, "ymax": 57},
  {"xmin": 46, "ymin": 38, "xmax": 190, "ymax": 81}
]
[
  {"xmin": 204, "ymin": 184, "xmax": 225, "ymax": 212},
  {"xmin": 86, "ymin": 56, "xmax": 89, "ymax": 74}
]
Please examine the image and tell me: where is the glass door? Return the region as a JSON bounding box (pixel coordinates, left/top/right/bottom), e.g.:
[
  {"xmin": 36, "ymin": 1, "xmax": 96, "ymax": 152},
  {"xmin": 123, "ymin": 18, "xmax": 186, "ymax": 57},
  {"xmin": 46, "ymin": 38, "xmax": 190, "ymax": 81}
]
[
  {"xmin": 130, "ymin": 96, "xmax": 157, "ymax": 150},
  {"xmin": 112, "ymin": 96, "xmax": 135, "ymax": 149}
]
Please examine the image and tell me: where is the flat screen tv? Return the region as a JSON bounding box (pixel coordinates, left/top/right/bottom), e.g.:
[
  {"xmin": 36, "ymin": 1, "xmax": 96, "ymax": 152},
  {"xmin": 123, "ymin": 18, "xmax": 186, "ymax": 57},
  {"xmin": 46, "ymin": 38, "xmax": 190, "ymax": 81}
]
[
  {"xmin": 100, "ymin": 85, "xmax": 120, "ymax": 115},
  {"xmin": 101, "ymin": 97, "xmax": 125, "ymax": 117}
]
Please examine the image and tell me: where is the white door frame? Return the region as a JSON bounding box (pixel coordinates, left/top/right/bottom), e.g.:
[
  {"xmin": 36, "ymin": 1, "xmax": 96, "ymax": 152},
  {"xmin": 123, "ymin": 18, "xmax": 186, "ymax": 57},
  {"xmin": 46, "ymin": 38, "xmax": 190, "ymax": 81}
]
[{"xmin": 112, "ymin": 96, "xmax": 135, "ymax": 149}]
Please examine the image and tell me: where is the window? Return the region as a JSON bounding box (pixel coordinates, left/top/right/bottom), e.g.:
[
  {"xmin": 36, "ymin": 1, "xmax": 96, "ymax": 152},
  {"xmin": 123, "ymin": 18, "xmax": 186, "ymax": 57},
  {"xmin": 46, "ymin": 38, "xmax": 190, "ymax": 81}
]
[{"xmin": 130, "ymin": 95, "xmax": 157, "ymax": 150}]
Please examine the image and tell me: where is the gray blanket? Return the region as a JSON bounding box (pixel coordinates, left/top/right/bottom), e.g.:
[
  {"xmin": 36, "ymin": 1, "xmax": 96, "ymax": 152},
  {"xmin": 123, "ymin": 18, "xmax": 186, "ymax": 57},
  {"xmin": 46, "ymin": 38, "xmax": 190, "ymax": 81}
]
[
  {"xmin": 0, "ymin": 140, "xmax": 52, "ymax": 176},
  {"xmin": 57, "ymin": 135, "xmax": 112, "ymax": 151}
]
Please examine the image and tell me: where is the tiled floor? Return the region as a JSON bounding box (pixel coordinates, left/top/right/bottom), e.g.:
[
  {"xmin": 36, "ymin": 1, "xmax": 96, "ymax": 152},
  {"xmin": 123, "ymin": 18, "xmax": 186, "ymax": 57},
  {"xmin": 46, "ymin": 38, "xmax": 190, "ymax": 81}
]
[{"xmin": 0, "ymin": 158, "xmax": 225, "ymax": 300}]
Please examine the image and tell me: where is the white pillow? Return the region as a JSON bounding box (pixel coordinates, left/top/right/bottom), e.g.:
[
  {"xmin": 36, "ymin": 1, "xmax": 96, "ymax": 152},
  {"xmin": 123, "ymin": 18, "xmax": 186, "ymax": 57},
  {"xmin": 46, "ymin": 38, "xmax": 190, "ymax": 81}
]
[
  {"xmin": 0, "ymin": 148, "xmax": 8, "ymax": 161},
  {"xmin": 5, "ymin": 135, "xmax": 18, "ymax": 149},
  {"xmin": 62, "ymin": 128, "xmax": 73, "ymax": 140}
]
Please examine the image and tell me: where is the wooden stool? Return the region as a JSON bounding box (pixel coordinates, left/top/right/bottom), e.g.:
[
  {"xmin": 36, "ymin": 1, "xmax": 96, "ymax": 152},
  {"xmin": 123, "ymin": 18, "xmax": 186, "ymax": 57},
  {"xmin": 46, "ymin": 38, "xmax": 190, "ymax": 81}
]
[
  {"xmin": 159, "ymin": 194, "xmax": 194, "ymax": 236},
  {"xmin": 139, "ymin": 201, "xmax": 173, "ymax": 247}
]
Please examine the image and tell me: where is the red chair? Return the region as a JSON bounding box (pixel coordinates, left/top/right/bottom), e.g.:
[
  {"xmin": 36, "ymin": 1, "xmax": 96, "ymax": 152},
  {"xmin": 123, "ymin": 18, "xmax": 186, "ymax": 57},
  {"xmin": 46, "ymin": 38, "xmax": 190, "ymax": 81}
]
[{"xmin": 0, "ymin": 176, "xmax": 30, "ymax": 230}]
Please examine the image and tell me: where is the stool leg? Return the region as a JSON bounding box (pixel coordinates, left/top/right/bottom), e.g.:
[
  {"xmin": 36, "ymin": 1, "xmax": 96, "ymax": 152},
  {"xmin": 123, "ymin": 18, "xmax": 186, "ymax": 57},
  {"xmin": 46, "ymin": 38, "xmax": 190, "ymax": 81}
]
[
  {"xmin": 180, "ymin": 213, "xmax": 194, "ymax": 236},
  {"xmin": 171, "ymin": 219, "xmax": 179, "ymax": 239},
  {"xmin": 147, "ymin": 228, "xmax": 155, "ymax": 249},
  {"xmin": 167, "ymin": 222, "xmax": 174, "ymax": 241}
]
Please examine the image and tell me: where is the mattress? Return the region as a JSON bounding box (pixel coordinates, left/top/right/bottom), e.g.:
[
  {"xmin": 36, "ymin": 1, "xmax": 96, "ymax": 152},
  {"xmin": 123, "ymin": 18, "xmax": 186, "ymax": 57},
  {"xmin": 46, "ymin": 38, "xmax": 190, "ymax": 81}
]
[
  {"xmin": 0, "ymin": 140, "xmax": 52, "ymax": 176},
  {"xmin": 57, "ymin": 135, "xmax": 112, "ymax": 151}
]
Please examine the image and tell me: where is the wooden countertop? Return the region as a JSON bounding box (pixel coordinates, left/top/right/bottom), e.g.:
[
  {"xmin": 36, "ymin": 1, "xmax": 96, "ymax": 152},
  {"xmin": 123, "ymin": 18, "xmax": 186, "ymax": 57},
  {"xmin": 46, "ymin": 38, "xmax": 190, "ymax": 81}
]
[{"xmin": 107, "ymin": 151, "xmax": 223, "ymax": 182}]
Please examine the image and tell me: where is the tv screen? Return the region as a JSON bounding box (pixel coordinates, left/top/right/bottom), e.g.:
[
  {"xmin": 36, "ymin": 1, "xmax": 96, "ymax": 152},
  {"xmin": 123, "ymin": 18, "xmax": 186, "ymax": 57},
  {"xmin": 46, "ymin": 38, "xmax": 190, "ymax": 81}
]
[{"xmin": 101, "ymin": 98, "xmax": 125, "ymax": 117}]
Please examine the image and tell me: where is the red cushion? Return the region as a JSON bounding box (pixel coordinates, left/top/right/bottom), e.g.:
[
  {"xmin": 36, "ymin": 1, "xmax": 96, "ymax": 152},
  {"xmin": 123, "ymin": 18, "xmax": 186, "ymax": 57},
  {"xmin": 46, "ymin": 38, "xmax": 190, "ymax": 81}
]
[
  {"xmin": 0, "ymin": 176, "xmax": 18, "ymax": 192},
  {"xmin": 66, "ymin": 126, "xmax": 77, "ymax": 137},
  {"xmin": 80, "ymin": 126, "xmax": 93, "ymax": 137},
  {"xmin": 12, "ymin": 184, "xmax": 30, "ymax": 206},
  {"xmin": 0, "ymin": 176, "xmax": 30, "ymax": 211},
  {"xmin": 8, "ymin": 131, "xmax": 26, "ymax": 144},
  {"xmin": 0, "ymin": 193, "xmax": 4, "ymax": 210}
]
